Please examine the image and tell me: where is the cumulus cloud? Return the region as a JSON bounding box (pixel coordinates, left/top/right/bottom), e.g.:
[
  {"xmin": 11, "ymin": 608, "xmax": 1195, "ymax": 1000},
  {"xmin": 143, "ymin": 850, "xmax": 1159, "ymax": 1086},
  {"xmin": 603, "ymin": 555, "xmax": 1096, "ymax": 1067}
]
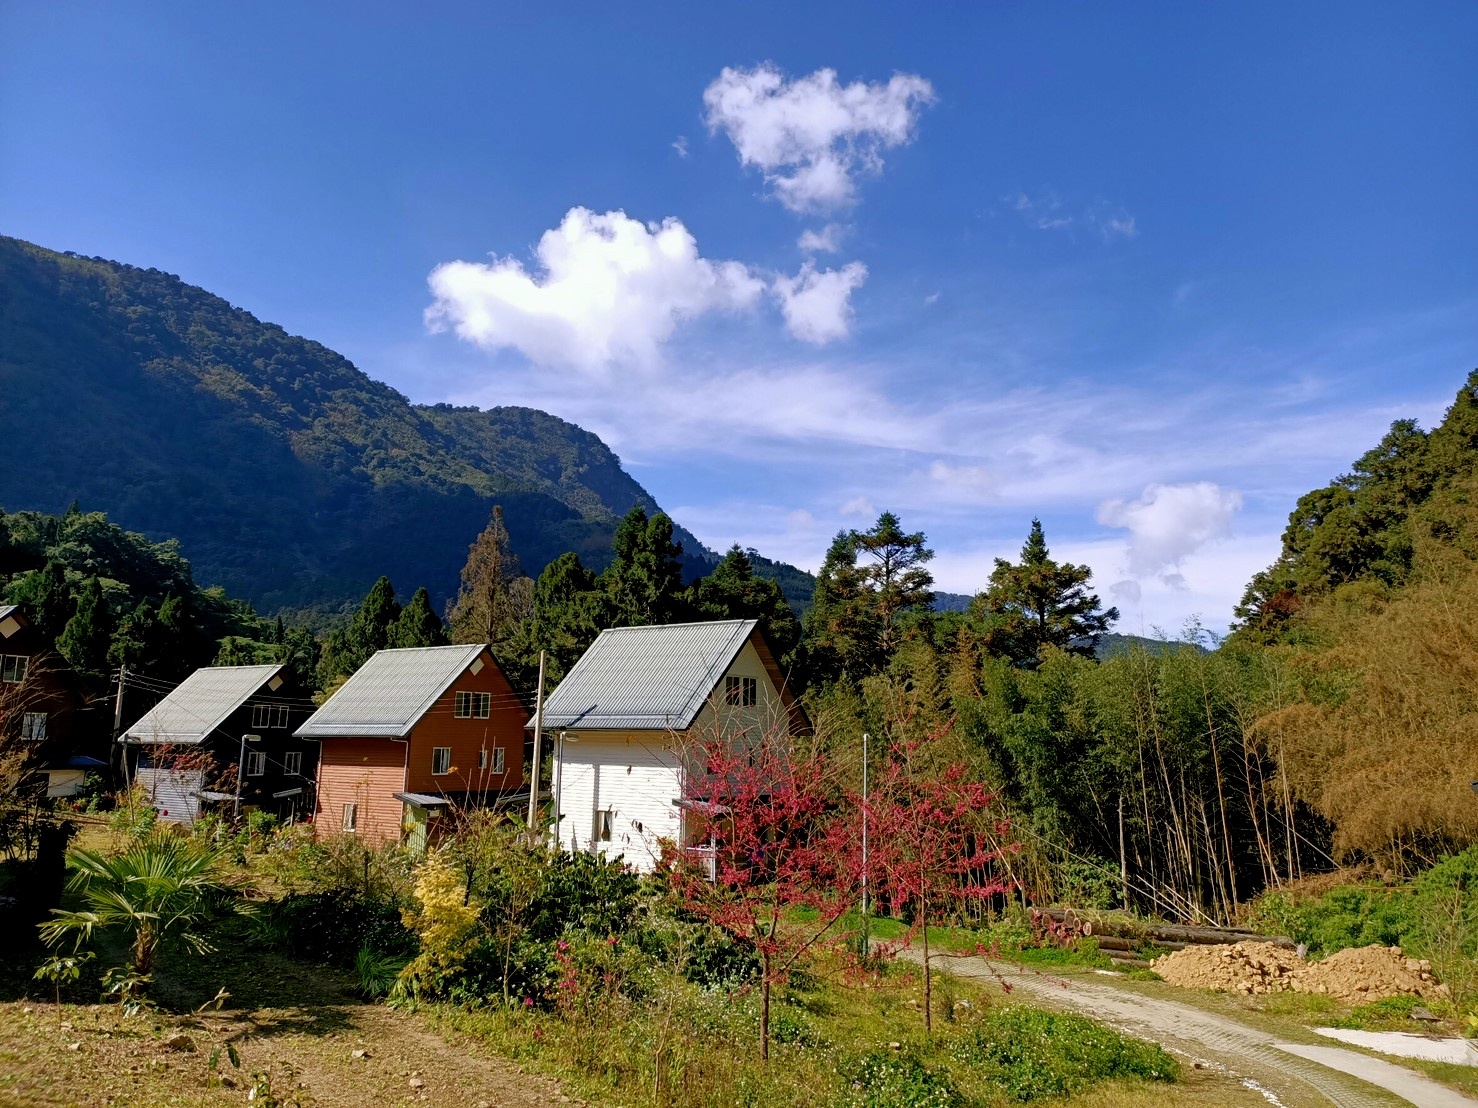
[
  {"xmin": 840, "ymin": 495, "xmax": 876, "ymax": 518},
  {"xmin": 798, "ymin": 223, "xmax": 846, "ymax": 253},
  {"xmin": 703, "ymin": 64, "xmax": 935, "ymax": 213},
  {"xmin": 1096, "ymin": 482, "xmax": 1244, "ymax": 578},
  {"xmin": 425, "ymin": 207, "xmax": 764, "ymax": 371},
  {"xmin": 772, "ymin": 260, "xmax": 868, "ymax": 344}
]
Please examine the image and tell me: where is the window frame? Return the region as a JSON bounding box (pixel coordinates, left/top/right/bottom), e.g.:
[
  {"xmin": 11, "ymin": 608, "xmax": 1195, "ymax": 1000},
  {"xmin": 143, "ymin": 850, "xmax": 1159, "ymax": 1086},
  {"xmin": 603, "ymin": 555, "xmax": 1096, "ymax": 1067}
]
[
  {"xmin": 283, "ymin": 750, "xmax": 303, "ymax": 776},
  {"xmin": 342, "ymin": 803, "xmax": 358, "ymax": 833},
  {"xmin": 455, "ymin": 690, "xmax": 492, "ymax": 719},
  {"xmin": 725, "ymin": 675, "xmax": 758, "ymax": 707},
  {"xmin": 251, "ymin": 703, "xmax": 289, "ymax": 729},
  {"xmin": 245, "ymin": 750, "xmax": 267, "ymax": 777},
  {"xmin": 432, "ymin": 746, "xmax": 452, "ymax": 776},
  {"xmin": 1, "ymin": 655, "xmax": 27, "ymax": 684},
  {"xmin": 20, "ymin": 712, "xmax": 46, "ymax": 741},
  {"xmin": 595, "ymin": 808, "xmax": 613, "ymax": 843}
]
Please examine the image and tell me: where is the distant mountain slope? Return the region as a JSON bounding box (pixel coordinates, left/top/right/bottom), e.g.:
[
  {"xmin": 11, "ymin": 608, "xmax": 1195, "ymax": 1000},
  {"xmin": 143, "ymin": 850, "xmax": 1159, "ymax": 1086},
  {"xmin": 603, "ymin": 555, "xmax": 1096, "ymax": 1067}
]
[{"xmin": 0, "ymin": 236, "xmax": 734, "ymax": 616}]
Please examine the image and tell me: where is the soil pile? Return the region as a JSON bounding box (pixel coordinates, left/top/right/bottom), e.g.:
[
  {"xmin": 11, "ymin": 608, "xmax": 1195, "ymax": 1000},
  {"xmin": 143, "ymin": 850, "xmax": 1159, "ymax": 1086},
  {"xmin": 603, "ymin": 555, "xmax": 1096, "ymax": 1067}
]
[
  {"xmin": 1297, "ymin": 945, "xmax": 1449, "ymax": 1003},
  {"xmin": 1151, "ymin": 942, "xmax": 1450, "ymax": 1003},
  {"xmin": 1151, "ymin": 941, "xmax": 1304, "ymax": 994}
]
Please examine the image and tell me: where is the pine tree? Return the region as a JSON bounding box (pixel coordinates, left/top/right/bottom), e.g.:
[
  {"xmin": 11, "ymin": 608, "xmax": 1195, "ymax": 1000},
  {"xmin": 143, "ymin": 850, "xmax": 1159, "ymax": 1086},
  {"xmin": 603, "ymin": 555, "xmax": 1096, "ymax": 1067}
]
[
  {"xmin": 804, "ymin": 531, "xmax": 879, "ymax": 683},
  {"xmin": 12, "ymin": 560, "xmax": 74, "ymax": 643},
  {"xmin": 448, "ymin": 505, "xmax": 529, "ymax": 647},
  {"xmin": 602, "ymin": 507, "xmax": 687, "ymax": 626},
  {"xmin": 977, "ymin": 519, "xmax": 1117, "ymax": 666},
  {"xmin": 57, "ymin": 576, "xmax": 112, "ymax": 675},
  {"xmin": 392, "ymin": 587, "xmax": 450, "ymax": 648},
  {"xmin": 852, "ymin": 511, "xmax": 935, "ymax": 657},
  {"xmin": 318, "ymin": 576, "xmax": 402, "ymax": 682},
  {"xmin": 691, "ymin": 546, "xmax": 802, "ymax": 668}
]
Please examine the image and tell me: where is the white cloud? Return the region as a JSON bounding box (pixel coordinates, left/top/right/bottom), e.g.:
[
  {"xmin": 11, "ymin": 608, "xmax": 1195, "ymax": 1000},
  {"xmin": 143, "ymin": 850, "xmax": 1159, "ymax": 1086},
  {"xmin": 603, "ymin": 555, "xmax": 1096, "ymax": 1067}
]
[
  {"xmin": 798, "ymin": 223, "xmax": 846, "ymax": 253},
  {"xmin": 840, "ymin": 495, "xmax": 876, "ymax": 518},
  {"xmin": 772, "ymin": 260, "xmax": 867, "ymax": 344},
  {"xmin": 425, "ymin": 207, "xmax": 764, "ymax": 371},
  {"xmin": 1096, "ymin": 482, "xmax": 1244, "ymax": 578},
  {"xmin": 1009, "ymin": 192, "xmax": 1137, "ymax": 241},
  {"xmin": 924, "ymin": 292, "xmax": 940, "ymax": 306},
  {"xmin": 928, "ymin": 460, "xmax": 997, "ymax": 500},
  {"xmin": 672, "ymin": 136, "xmax": 689, "ymax": 158},
  {"xmin": 703, "ymin": 64, "xmax": 935, "ymax": 213}
]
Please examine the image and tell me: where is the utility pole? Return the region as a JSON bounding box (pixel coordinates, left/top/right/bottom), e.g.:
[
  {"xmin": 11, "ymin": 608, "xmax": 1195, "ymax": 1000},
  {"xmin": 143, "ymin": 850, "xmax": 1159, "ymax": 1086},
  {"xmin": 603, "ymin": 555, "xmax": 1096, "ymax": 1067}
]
[
  {"xmin": 861, "ymin": 731, "xmax": 870, "ymax": 957},
  {"xmin": 526, "ymin": 650, "xmax": 546, "ymax": 839},
  {"xmin": 112, "ymin": 666, "xmax": 130, "ymax": 789}
]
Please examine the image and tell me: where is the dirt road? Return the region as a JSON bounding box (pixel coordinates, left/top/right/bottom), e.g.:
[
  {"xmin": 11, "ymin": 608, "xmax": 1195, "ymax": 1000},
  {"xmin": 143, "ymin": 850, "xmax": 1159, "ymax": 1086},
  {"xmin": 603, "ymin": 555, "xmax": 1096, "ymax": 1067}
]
[{"xmin": 924, "ymin": 952, "xmax": 1474, "ymax": 1108}]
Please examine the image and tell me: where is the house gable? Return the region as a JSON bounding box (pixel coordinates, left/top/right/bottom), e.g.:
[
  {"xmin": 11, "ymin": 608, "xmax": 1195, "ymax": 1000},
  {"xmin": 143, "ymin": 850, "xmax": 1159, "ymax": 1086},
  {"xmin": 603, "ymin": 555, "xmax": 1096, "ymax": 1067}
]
[{"xmin": 404, "ymin": 648, "xmax": 528, "ymax": 795}]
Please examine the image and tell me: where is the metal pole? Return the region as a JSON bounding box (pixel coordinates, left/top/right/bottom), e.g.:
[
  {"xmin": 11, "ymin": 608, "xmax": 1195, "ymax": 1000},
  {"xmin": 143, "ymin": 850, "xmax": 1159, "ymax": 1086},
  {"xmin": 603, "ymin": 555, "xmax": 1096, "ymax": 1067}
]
[
  {"xmin": 526, "ymin": 650, "xmax": 546, "ymax": 837},
  {"xmin": 861, "ymin": 731, "xmax": 870, "ymax": 956}
]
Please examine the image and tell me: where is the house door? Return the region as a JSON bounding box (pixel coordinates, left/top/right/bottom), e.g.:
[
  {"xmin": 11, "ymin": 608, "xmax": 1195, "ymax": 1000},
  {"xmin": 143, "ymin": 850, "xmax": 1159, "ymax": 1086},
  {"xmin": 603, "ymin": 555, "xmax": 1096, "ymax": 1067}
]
[{"xmin": 403, "ymin": 803, "xmax": 429, "ymax": 854}]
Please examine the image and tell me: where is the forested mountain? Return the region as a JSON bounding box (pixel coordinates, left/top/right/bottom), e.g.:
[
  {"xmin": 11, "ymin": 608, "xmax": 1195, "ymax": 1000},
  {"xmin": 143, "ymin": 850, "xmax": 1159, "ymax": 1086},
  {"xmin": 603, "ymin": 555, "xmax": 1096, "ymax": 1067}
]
[{"xmin": 0, "ymin": 236, "xmax": 765, "ymax": 617}]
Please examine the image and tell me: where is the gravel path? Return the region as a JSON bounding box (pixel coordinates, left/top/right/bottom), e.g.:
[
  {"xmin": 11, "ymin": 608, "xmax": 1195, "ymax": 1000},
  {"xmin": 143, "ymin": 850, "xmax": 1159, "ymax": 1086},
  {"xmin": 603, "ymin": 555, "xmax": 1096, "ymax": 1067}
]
[{"xmin": 920, "ymin": 952, "xmax": 1475, "ymax": 1108}]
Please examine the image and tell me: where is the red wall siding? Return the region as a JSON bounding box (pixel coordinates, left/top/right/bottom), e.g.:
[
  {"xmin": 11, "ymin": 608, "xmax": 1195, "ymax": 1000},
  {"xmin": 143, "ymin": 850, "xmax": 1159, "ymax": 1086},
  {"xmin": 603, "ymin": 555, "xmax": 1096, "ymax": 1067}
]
[
  {"xmin": 316, "ymin": 737, "xmax": 406, "ymax": 847},
  {"xmin": 405, "ymin": 654, "xmax": 527, "ymax": 796}
]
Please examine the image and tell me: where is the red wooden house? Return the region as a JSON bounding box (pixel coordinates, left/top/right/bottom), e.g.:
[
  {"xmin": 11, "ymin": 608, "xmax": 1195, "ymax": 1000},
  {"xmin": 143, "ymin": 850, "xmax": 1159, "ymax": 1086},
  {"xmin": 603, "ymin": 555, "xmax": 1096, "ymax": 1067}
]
[
  {"xmin": 0, "ymin": 605, "xmax": 98, "ymax": 797},
  {"xmin": 296, "ymin": 644, "xmax": 529, "ymax": 848}
]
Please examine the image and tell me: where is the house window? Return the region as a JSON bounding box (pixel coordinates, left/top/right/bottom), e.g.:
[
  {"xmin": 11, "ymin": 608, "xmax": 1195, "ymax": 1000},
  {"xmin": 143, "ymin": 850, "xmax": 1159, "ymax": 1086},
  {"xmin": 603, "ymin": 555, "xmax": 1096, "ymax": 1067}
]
[
  {"xmin": 595, "ymin": 808, "xmax": 614, "ymax": 843},
  {"xmin": 251, "ymin": 704, "xmax": 289, "ymax": 729},
  {"xmin": 283, "ymin": 750, "xmax": 303, "ymax": 776},
  {"xmin": 478, "ymin": 747, "xmax": 505, "ymax": 774},
  {"xmin": 725, "ymin": 675, "xmax": 757, "ymax": 707},
  {"xmin": 454, "ymin": 691, "xmax": 491, "ymax": 719},
  {"xmin": 343, "ymin": 803, "xmax": 358, "ymax": 833},
  {"xmin": 245, "ymin": 750, "xmax": 267, "ymax": 776},
  {"xmin": 21, "ymin": 713, "xmax": 46, "ymax": 741},
  {"xmin": 1, "ymin": 655, "xmax": 27, "ymax": 684},
  {"xmin": 432, "ymin": 747, "xmax": 452, "ymax": 775}
]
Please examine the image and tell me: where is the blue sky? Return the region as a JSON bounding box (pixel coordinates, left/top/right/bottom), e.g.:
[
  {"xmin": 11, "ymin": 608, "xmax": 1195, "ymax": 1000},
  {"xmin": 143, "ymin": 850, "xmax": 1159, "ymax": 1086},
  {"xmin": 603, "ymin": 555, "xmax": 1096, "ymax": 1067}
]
[{"xmin": 4, "ymin": 2, "xmax": 1476, "ymax": 634}]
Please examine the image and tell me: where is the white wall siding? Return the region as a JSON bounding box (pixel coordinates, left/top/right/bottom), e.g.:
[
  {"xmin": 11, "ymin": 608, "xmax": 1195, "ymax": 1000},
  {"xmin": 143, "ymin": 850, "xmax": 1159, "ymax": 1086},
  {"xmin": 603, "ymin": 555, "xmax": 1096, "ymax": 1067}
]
[
  {"xmin": 136, "ymin": 766, "xmax": 205, "ymax": 825},
  {"xmin": 554, "ymin": 732, "xmax": 682, "ymax": 873}
]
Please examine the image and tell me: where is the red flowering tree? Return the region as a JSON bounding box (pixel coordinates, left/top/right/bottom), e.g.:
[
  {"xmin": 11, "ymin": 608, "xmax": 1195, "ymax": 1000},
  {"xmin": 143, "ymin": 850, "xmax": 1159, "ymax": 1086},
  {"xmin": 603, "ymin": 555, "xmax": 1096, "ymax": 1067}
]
[
  {"xmin": 866, "ymin": 733, "xmax": 1014, "ymax": 1032},
  {"xmin": 666, "ymin": 725, "xmax": 856, "ymax": 1060}
]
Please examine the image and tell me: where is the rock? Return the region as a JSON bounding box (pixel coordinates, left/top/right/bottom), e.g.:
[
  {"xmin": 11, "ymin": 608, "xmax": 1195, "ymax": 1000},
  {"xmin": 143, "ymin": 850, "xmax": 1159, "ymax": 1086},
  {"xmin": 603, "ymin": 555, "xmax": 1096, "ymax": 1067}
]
[
  {"xmin": 1410, "ymin": 1006, "xmax": 1442, "ymax": 1023},
  {"xmin": 409, "ymin": 1077, "xmax": 425, "ymax": 1090},
  {"xmin": 67, "ymin": 1041, "xmax": 81, "ymax": 1051},
  {"xmin": 887, "ymin": 1041, "xmax": 902, "ymax": 1050},
  {"xmin": 351, "ymin": 1048, "xmax": 370, "ymax": 1059},
  {"xmin": 163, "ymin": 1032, "xmax": 195, "ymax": 1052}
]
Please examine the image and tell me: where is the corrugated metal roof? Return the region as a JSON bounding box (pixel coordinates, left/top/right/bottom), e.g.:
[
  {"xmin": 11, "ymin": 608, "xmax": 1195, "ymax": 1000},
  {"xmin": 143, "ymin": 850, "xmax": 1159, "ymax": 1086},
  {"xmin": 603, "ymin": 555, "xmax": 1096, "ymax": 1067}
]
[
  {"xmin": 295, "ymin": 644, "xmax": 487, "ymax": 739},
  {"xmin": 123, "ymin": 664, "xmax": 285, "ymax": 744},
  {"xmin": 538, "ymin": 619, "xmax": 757, "ymax": 731},
  {"xmin": 0, "ymin": 605, "xmax": 18, "ymax": 622}
]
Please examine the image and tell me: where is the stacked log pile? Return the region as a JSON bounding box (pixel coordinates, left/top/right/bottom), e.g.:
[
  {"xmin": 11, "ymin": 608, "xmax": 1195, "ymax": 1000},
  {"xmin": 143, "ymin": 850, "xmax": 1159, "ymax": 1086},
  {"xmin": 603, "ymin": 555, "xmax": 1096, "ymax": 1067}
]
[{"xmin": 1036, "ymin": 907, "xmax": 1296, "ymax": 968}]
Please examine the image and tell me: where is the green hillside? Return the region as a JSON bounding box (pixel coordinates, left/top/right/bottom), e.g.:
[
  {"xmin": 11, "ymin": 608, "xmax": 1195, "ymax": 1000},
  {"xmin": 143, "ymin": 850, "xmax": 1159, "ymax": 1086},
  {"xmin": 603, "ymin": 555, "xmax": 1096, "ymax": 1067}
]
[{"xmin": 0, "ymin": 236, "xmax": 743, "ymax": 616}]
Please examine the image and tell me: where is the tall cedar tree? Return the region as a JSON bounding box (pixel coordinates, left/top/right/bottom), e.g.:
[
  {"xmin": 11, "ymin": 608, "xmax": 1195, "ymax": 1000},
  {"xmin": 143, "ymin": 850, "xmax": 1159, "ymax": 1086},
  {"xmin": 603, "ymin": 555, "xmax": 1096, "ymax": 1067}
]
[
  {"xmin": 448, "ymin": 505, "xmax": 529, "ymax": 648},
  {"xmin": 504, "ymin": 553, "xmax": 608, "ymax": 686},
  {"xmin": 690, "ymin": 546, "xmax": 802, "ymax": 669},
  {"xmin": 601, "ymin": 507, "xmax": 687, "ymax": 627},
  {"xmin": 12, "ymin": 561, "xmax": 73, "ymax": 642},
  {"xmin": 319, "ymin": 576, "xmax": 401, "ymax": 682},
  {"xmin": 391, "ymin": 587, "xmax": 450, "ymax": 648},
  {"xmin": 978, "ymin": 519, "xmax": 1117, "ymax": 667},
  {"xmin": 57, "ymin": 576, "xmax": 111, "ymax": 676}
]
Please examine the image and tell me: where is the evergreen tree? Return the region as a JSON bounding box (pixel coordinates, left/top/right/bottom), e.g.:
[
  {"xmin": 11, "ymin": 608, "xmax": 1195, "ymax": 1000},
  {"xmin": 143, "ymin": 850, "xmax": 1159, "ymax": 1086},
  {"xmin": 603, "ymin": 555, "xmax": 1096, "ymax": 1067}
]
[
  {"xmin": 691, "ymin": 546, "xmax": 803, "ymax": 669},
  {"xmin": 11, "ymin": 560, "xmax": 74, "ymax": 643},
  {"xmin": 448, "ymin": 505, "xmax": 530, "ymax": 648},
  {"xmin": 977, "ymin": 519, "xmax": 1117, "ymax": 667},
  {"xmin": 804, "ymin": 531, "xmax": 880, "ymax": 683},
  {"xmin": 57, "ymin": 576, "xmax": 112, "ymax": 675},
  {"xmin": 391, "ymin": 587, "xmax": 450, "ymax": 648},
  {"xmin": 108, "ymin": 599, "xmax": 161, "ymax": 672},
  {"xmin": 852, "ymin": 511, "xmax": 935, "ymax": 657},
  {"xmin": 504, "ymin": 552, "xmax": 608, "ymax": 686},
  {"xmin": 318, "ymin": 576, "xmax": 401, "ymax": 682},
  {"xmin": 601, "ymin": 507, "xmax": 688, "ymax": 626}
]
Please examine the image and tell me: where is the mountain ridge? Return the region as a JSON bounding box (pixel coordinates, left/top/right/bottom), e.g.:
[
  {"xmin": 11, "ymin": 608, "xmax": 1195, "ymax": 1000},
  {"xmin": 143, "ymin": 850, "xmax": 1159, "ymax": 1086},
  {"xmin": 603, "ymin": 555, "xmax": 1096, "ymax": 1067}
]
[{"xmin": 0, "ymin": 235, "xmax": 749, "ymax": 616}]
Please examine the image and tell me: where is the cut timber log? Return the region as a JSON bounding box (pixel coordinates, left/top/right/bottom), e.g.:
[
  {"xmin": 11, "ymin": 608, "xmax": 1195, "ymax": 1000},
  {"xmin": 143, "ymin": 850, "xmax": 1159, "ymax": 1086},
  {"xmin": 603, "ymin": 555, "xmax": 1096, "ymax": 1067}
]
[
  {"xmin": 1109, "ymin": 955, "xmax": 1151, "ymax": 968},
  {"xmin": 1090, "ymin": 935, "xmax": 1186, "ymax": 953},
  {"xmin": 1039, "ymin": 907, "xmax": 1295, "ymax": 949}
]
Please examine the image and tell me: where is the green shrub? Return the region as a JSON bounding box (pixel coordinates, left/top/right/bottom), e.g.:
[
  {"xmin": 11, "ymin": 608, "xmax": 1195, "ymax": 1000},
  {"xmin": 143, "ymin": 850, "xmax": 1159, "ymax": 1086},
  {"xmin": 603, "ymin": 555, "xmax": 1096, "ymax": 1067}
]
[
  {"xmin": 255, "ymin": 890, "xmax": 414, "ymax": 966},
  {"xmin": 840, "ymin": 1048, "xmax": 963, "ymax": 1107},
  {"xmin": 949, "ymin": 1006, "xmax": 1176, "ymax": 1101},
  {"xmin": 354, "ymin": 944, "xmax": 407, "ymax": 999}
]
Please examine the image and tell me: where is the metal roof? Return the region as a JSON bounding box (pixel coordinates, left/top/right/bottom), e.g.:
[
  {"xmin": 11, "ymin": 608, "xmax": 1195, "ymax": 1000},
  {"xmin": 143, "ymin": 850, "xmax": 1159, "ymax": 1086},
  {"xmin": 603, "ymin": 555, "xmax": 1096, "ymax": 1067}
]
[
  {"xmin": 538, "ymin": 619, "xmax": 758, "ymax": 731},
  {"xmin": 295, "ymin": 644, "xmax": 487, "ymax": 739},
  {"xmin": 0, "ymin": 605, "xmax": 18, "ymax": 623},
  {"xmin": 123, "ymin": 664, "xmax": 285, "ymax": 744}
]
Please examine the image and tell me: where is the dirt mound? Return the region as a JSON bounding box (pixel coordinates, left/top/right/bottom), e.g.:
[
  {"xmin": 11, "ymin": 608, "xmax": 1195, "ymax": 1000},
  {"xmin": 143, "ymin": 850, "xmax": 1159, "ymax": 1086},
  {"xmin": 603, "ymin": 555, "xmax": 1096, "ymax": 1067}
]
[
  {"xmin": 1151, "ymin": 941, "xmax": 1304, "ymax": 994},
  {"xmin": 1151, "ymin": 942, "xmax": 1450, "ymax": 1003},
  {"xmin": 1297, "ymin": 945, "xmax": 1449, "ymax": 1004}
]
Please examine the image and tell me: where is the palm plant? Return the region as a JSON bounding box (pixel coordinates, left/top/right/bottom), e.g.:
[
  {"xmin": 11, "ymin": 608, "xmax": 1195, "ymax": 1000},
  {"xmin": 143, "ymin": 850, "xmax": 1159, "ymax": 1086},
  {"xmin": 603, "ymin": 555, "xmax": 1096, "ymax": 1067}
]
[{"xmin": 40, "ymin": 831, "xmax": 241, "ymax": 982}]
